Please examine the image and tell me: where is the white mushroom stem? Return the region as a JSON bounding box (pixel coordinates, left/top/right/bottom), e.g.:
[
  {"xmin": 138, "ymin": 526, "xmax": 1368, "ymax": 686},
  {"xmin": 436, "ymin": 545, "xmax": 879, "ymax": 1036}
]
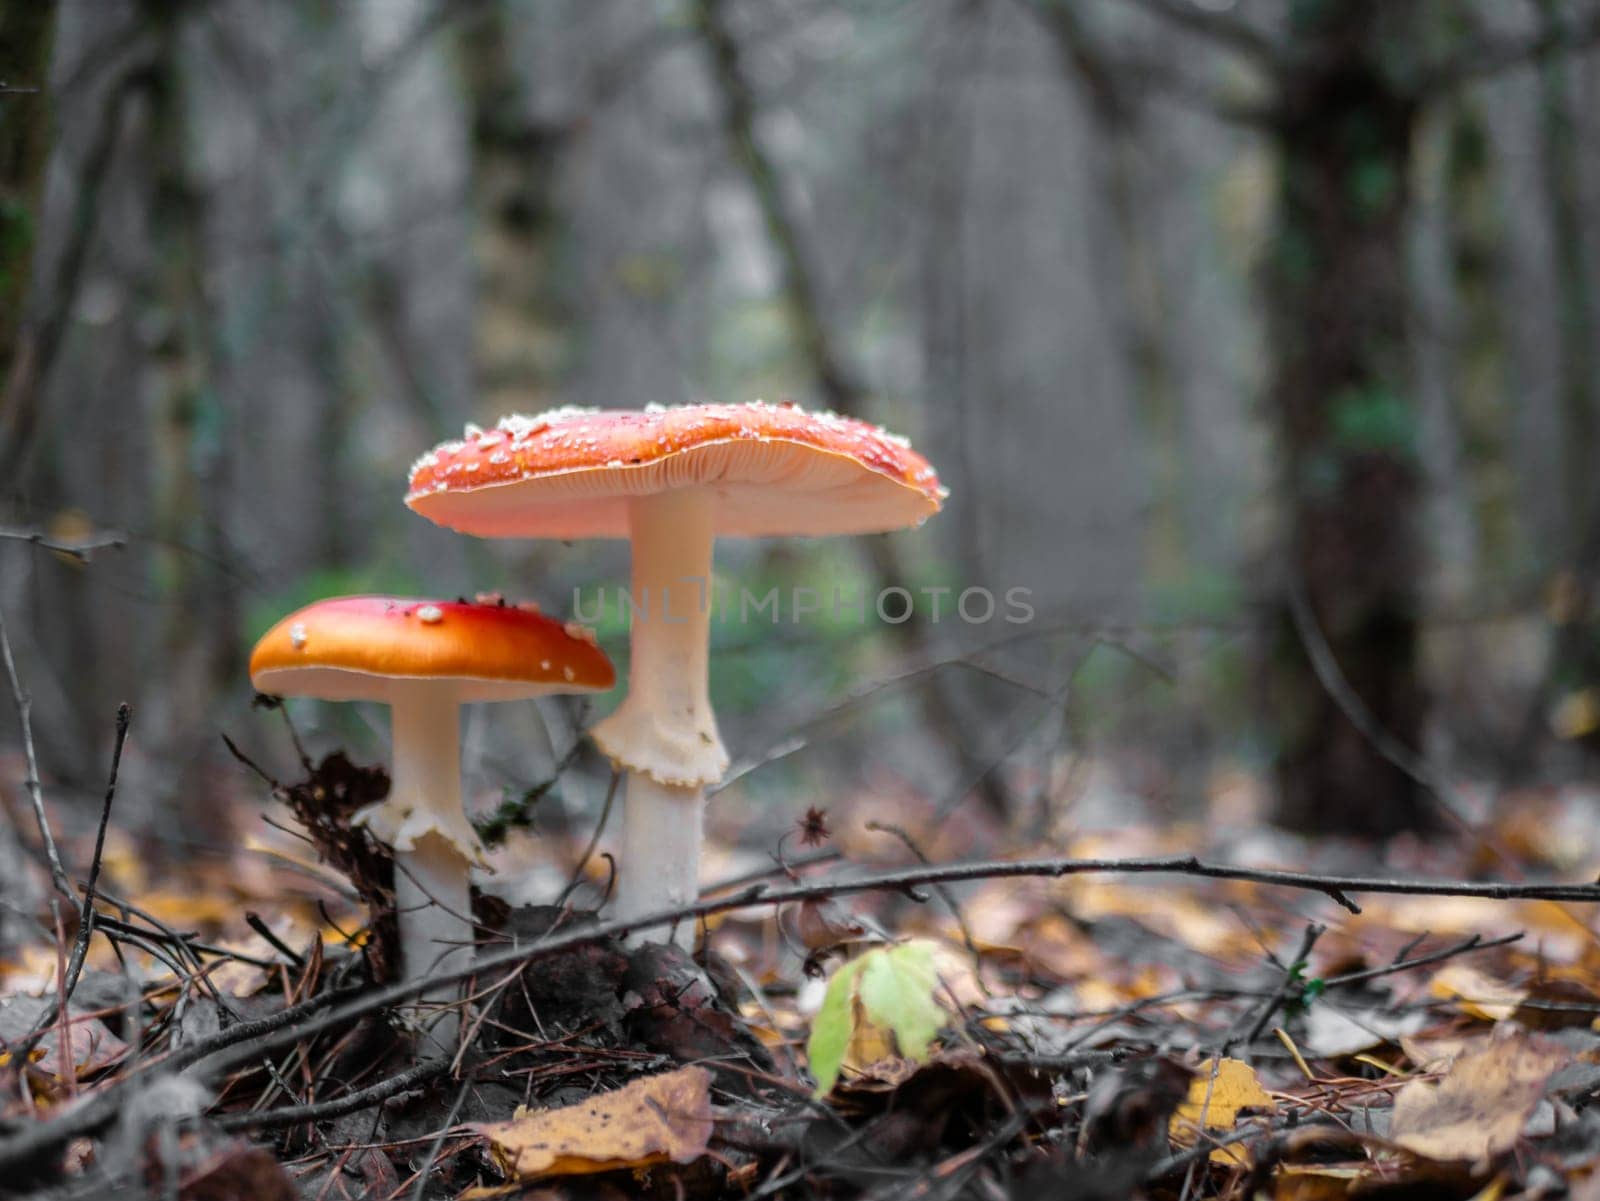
[
  {"xmin": 371, "ymin": 688, "xmax": 479, "ymax": 1050},
  {"xmin": 392, "ymin": 830, "xmax": 470, "ymax": 1050},
  {"xmin": 617, "ymin": 775, "xmax": 704, "ymax": 945},
  {"xmin": 595, "ymin": 489, "xmax": 726, "ymax": 945}
]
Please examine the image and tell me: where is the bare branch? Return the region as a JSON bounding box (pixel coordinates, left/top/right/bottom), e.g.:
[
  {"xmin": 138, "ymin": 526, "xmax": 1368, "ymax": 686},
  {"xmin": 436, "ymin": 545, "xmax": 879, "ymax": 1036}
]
[
  {"xmin": 213, "ymin": 1060, "xmax": 447, "ymax": 1133},
  {"xmin": 1415, "ymin": 3, "xmax": 1600, "ymax": 94},
  {"xmin": 1116, "ymin": 0, "xmax": 1282, "ymax": 64},
  {"xmin": 4, "ymin": 850, "xmax": 1599, "ymax": 1168},
  {"xmin": 0, "ymin": 524, "xmax": 127, "ymax": 562},
  {"xmin": 1021, "ymin": 0, "xmax": 1278, "ymax": 130},
  {"xmin": 1285, "ymin": 572, "xmax": 1473, "ymax": 830},
  {"xmin": 0, "ymin": 601, "xmax": 71, "ymax": 902}
]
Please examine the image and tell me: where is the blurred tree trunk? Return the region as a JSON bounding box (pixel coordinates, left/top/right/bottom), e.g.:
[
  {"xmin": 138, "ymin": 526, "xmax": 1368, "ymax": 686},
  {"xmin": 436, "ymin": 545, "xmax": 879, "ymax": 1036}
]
[
  {"xmin": 458, "ymin": 2, "xmax": 569, "ymax": 415},
  {"xmin": 0, "ymin": 0, "xmax": 58, "ymax": 480},
  {"xmin": 695, "ymin": 0, "xmax": 1014, "ymax": 819},
  {"xmin": 1265, "ymin": 0, "xmax": 1438, "ymax": 836},
  {"xmin": 1515, "ymin": 0, "xmax": 1600, "ymax": 772},
  {"xmin": 1441, "ymin": 95, "xmax": 1515, "ymax": 575},
  {"xmin": 142, "ymin": 0, "xmax": 236, "ymax": 838},
  {"xmin": 1533, "ymin": 0, "xmax": 1598, "ymax": 554}
]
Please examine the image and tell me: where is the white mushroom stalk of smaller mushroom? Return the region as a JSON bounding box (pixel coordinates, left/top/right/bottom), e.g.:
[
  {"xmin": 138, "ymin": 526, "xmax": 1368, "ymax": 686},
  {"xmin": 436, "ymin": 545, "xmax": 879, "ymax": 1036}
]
[{"xmin": 356, "ymin": 680, "xmax": 487, "ymax": 1048}]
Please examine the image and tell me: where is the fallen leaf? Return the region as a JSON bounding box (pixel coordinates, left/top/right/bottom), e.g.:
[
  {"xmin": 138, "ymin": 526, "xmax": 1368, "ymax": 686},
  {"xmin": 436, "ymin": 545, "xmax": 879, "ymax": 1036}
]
[
  {"xmin": 1428, "ymin": 965, "xmax": 1526, "ymax": 1023},
  {"xmin": 807, "ymin": 940, "xmax": 951, "ymax": 1096},
  {"xmin": 471, "ymin": 1065, "xmax": 713, "ymax": 1181},
  {"xmin": 1273, "ymin": 1164, "xmax": 1364, "ymax": 1201},
  {"xmin": 0, "ymin": 996, "xmax": 128, "ymax": 1079},
  {"xmin": 1401, "ymin": 1033, "xmax": 1481, "ymax": 1072},
  {"xmin": 1169, "ymin": 1057, "xmax": 1278, "ymax": 1164},
  {"xmin": 1391, "ymin": 1029, "xmax": 1571, "ymax": 1169},
  {"xmin": 1300, "ymin": 1004, "xmax": 1427, "ymax": 1058}
]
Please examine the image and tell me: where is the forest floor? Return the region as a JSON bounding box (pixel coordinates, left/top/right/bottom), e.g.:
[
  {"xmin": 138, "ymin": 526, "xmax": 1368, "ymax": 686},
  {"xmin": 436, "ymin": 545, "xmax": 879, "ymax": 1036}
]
[{"xmin": 3, "ymin": 721, "xmax": 1600, "ymax": 1200}]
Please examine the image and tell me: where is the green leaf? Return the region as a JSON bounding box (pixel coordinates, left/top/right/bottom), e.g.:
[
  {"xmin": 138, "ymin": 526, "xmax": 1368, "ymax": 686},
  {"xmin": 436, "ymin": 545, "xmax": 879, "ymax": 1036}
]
[
  {"xmin": 806, "ymin": 957, "xmax": 868, "ymax": 1097},
  {"xmin": 857, "ymin": 942, "xmax": 947, "ymax": 1064},
  {"xmin": 805, "ymin": 941, "xmax": 950, "ymax": 1097}
]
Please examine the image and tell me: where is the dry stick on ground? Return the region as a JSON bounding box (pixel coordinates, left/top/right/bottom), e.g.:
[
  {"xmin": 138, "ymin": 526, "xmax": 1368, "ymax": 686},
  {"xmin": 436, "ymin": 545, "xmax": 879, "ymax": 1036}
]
[
  {"xmin": 62, "ymin": 703, "xmax": 131, "ymax": 1002},
  {"xmin": 213, "ymin": 1060, "xmax": 447, "ymax": 1134},
  {"xmin": 865, "ymin": 820, "xmax": 987, "ymax": 995},
  {"xmin": 12, "ymin": 705, "xmax": 134, "ymax": 1066},
  {"xmin": 6, "ymin": 853, "xmax": 1600, "ymax": 1170},
  {"xmin": 0, "ymin": 601, "xmax": 72, "ymax": 901},
  {"xmin": 1240, "ymin": 922, "xmax": 1325, "ymax": 1046}
]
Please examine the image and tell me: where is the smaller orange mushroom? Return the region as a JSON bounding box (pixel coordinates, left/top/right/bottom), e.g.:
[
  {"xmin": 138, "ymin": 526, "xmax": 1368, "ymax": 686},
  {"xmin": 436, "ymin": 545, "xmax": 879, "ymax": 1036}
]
[{"xmin": 250, "ymin": 595, "xmax": 614, "ymax": 1049}]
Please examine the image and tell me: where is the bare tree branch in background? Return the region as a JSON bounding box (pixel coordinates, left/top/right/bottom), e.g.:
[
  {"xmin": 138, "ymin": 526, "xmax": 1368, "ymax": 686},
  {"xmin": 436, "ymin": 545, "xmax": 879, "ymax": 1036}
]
[
  {"xmin": 1117, "ymin": 0, "xmax": 1283, "ymax": 65},
  {"xmin": 1019, "ymin": 0, "xmax": 1277, "ymax": 128},
  {"xmin": 0, "ymin": 35, "xmax": 155, "ymax": 485},
  {"xmin": 693, "ymin": 0, "xmax": 1015, "ymax": 819},
  {"xmin": 1415, "ymin": 1, "xmax": 1600, "ymax": 94},
  {"xmin": 0, "ymin": 1, "xmax": 61, "ymax": 487}
]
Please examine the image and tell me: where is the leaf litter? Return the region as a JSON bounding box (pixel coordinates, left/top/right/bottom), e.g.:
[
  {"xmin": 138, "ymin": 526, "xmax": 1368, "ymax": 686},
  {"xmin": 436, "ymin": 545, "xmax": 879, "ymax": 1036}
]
[{"xmin": 2, "ymin": 730, "xmax": 1600, "ymax": 1199}]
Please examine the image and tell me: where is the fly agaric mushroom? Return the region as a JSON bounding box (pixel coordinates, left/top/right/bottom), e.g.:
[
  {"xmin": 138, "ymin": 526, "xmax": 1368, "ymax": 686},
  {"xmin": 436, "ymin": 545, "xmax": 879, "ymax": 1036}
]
[
  {"xmin": 249, "ymin": 595, "xmax": 614, "ymax": 1041},
  {"xmin": 405, "ymin": 402, "xmax": 945, "ymax": 944}
]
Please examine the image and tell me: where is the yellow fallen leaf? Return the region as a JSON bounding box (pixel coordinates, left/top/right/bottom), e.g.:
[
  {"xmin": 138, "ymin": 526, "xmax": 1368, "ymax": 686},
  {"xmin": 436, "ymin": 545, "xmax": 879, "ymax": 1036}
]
[
  {"xmin": 1428, "ymin": 964, "xmax": 1526, "ymax": 1023},
  {"xmin": 1170, "ymin": 1057, "xmax": 1278, "ymax": 1165},
  {"xmin": 1391, "ymin": 1029, "xmax": 1570, "ymax": 1170},
  {"xmin": 472, "ymin": 1065, "xmax": 713, "ymax": 1181},
  {"xmin": 1274, "ymin": 1165, "xmax": 1364, "ymax": 1201}
]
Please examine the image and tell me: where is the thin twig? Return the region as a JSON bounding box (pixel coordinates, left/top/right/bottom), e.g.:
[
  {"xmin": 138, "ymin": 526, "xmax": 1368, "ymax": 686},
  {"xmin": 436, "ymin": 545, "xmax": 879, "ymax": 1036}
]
[
  {"xmin": 245, "ymin": 912, "xmax": 307, "ymax": 968},
  {"xmin": 0, "ymin": 601, "xmax": 71, "ymax": 900},
  {"xmin": 865, "ymin": 821, "xmax": 987, "ymax": 992},
  {"xmin": 406, "ymin": 1075, "xmax": 472, "ymax": 1201},
  {"xmin": 1241, "ymin": 923, "xmax": 1324, "ymax": 1045},
  {"xmin": 1286, "ymin": 572, "xmax": 1473, "ymax": 831},
  {"xmin": 213, "ymin": 1060, "xmax": 447, "ymax": 1133},
  {"xmin": 64, "ymin": 703, "xmax": 131, "ymax": 1001},
  {"xmin": 555, "ymin": 769, "xmax": 620, "ymax": 909},
  {"xmin": 14, "ymin": 705, "xmax": 134, "ymax": 1068},
  {"xmin": 1321, "ymin": 931, "xmax": 1522, "ymax": 989},
  {"xmin": 0, "ymin": 526, "xmax": 127, "ymax": 562},
  {"xmin": 6, "ymin": 854, "xmax": 1600, "ymax": 1168}
]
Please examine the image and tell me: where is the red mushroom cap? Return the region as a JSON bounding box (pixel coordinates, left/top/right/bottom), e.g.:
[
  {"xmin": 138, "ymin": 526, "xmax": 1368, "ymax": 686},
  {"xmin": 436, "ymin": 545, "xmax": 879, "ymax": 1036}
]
[
  {"xmin": 249, "ymin": 595, "xmax": 615, "ymax": 703},
  {"xmin": 405, "ymin": 401, "xmax": 946, "ymax": 540}
]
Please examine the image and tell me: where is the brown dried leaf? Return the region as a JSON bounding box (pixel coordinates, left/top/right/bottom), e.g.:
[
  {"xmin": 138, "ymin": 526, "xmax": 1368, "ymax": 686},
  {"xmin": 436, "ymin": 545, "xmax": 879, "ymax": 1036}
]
[
  {"xmin": 472, "ymin": 1065, "xmax": 714, "ymax": 1181},
  {"xmin": 1391, "ymin": 1029, "xmax": 1571, "ymax": 1169},
  {"xmin": 0, "ymin": 996, "xmax": 128, "ymax": 1078}
]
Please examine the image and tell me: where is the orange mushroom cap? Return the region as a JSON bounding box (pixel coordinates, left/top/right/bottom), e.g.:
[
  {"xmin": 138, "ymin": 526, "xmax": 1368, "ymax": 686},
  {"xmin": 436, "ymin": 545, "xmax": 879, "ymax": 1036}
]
[
  {"xmin": 405, "ymin": 401, "xmax": 946, "ymax": 540},
  {"xmin": 249, "ymin": 595, "xmax": 615, "ymax": 703}
]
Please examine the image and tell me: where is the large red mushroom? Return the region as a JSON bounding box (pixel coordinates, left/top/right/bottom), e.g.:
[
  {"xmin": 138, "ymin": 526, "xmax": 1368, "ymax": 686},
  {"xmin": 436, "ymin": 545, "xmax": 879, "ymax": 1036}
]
[{"xmin": 406, "ymin": 402, "xmax": 946, "ymax": 943}]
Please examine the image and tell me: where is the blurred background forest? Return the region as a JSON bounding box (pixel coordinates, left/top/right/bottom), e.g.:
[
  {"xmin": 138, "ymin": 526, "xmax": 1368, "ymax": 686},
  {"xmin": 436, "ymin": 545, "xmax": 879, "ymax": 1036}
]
[{"xmin": 3, "ymin": 0, "xmax": 1600, "ymax": 894}]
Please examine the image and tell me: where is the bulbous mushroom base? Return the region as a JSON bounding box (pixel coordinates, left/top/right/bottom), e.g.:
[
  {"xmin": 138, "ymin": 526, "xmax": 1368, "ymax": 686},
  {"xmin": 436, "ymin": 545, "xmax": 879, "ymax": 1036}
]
[
  {"xmin": 393, "ymin": 830, "xmax": 474, "ymax": 1054},
  {"xmin": 611, "ymin": 774, "xmax": 704, "ymax": 949}
]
